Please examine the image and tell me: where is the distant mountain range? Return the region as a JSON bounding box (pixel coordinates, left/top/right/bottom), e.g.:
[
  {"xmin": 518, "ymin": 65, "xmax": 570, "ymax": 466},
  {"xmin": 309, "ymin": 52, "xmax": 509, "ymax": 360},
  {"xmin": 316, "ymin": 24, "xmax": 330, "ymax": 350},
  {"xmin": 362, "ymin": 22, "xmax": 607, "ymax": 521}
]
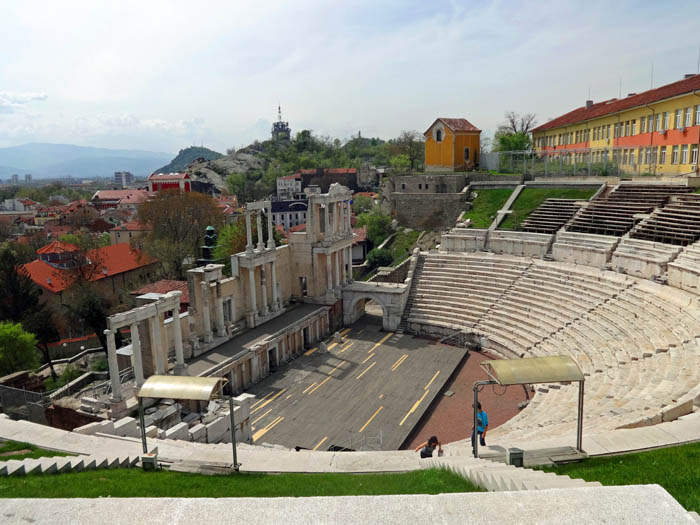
[{"xmin": 0, "ymin": 143, "xmax": 173, "ymax": 179}]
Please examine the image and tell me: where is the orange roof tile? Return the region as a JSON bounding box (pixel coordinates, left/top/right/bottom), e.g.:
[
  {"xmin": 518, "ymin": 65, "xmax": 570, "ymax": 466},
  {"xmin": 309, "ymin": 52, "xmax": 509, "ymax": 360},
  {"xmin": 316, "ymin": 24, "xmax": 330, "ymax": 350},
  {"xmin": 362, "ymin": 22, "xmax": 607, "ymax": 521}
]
[
  {"xmin": 533, "ymin": 73, "xmax": 700, "ymax": 132},
  {"xmin": 131, "ymin": 279, "xmax": 189, "ymax": 303},
  {"xmin": 109, "ymin": 221, "xmax": 150, "ymax": 232},
  {"xmin": 425, "ymin": 118, "xmax": 481, "ymax": 135},
  {"xmin": 36, "ymin": 241, "xmax": 78, "ymax": 255}
]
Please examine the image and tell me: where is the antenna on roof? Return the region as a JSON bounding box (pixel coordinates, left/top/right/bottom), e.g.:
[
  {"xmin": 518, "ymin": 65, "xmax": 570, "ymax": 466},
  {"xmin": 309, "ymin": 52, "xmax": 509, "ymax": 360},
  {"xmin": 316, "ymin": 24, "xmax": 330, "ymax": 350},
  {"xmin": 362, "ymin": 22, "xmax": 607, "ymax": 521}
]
[{"xmin": 278, "ymin": 104, "xmax": 282, "ymax": 122}]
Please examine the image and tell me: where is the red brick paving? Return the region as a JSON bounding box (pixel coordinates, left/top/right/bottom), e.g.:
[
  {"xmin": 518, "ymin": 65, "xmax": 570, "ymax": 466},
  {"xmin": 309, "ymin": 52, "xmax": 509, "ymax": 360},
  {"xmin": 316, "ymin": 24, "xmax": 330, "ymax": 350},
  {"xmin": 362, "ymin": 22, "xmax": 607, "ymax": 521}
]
[{"xmin": 402, "ymin": 349, "xmax": 529, "ymax": 450}]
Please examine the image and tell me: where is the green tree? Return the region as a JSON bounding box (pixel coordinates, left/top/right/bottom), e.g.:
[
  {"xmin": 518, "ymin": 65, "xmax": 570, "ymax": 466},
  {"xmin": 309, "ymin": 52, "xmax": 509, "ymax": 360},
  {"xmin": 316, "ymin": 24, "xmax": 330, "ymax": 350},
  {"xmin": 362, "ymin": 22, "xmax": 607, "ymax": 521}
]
[
  {"xmin": 0, "ymin": 321, "xmax": 38, "ymax": 376},
  {"xmin": 357, "ymin": 210, "xmax": 392, "ymax": 247},
  {"xmin": 352, "ymin": 195, "xmax": 373, "ymax": 215},
  {"xmin": 389, "ymin": 154, "xmax": 411, "ymax": 172},
  {"xmin": 366, "ymin": 248, "xmax": 393, "ymax": 270},
  {"xmin": 138, "ymin": 190, "xmax": 224, "ymax": 279},
  {"xmin": 496, "ymin": 131, "xmax": 531, "ymax": 152}
]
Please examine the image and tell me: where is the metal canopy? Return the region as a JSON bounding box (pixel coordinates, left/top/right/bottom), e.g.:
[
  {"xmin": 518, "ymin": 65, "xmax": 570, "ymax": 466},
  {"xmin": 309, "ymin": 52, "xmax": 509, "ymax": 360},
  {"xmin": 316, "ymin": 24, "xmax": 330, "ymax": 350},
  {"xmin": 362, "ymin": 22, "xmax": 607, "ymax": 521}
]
[
  {"xmin": 137, "ymin": 375, "xmax": 226, "ymax": 401},
  {"xmin": 481, "ymin": 355, "xmax": 584, "ymax": 385}
]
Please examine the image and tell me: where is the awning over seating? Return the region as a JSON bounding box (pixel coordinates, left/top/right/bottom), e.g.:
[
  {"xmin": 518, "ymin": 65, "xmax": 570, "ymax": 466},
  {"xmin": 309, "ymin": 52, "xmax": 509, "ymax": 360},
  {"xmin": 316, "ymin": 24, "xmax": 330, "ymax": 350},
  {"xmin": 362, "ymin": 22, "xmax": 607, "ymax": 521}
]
[
  {"xmin": 137, "ymin": 375, "xmax": 226, "ymax": 401},
  {"xmin": 480, "ymin": 355, "xmax": 584, "ymax": 386}
]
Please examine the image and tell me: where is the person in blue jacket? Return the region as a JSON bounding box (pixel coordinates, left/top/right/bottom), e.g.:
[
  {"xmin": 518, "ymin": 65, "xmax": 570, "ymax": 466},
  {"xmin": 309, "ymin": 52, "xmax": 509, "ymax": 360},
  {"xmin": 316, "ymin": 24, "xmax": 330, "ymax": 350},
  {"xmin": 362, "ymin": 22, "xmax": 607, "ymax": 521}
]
[{"xmin": 471, "ymin": 402, "xmax": 488, "ymax": 447}]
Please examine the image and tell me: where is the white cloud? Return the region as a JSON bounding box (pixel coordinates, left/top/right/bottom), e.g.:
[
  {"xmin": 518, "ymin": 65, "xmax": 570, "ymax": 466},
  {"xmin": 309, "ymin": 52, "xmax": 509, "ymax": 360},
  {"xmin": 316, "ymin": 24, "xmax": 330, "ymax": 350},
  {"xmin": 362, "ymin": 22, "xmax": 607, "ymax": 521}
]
[{"xmin": 0, "ymin": 92, "xmax": 47, "ymax": 113}]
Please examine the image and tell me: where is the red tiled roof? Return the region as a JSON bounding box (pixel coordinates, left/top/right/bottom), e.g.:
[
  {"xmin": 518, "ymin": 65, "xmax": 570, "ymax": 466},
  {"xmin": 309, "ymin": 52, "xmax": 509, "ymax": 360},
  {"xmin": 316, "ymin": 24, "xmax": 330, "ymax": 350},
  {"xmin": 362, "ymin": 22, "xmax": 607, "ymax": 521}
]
[
  {"xmin": 288, "ymin": 224, "xmax": 306, "ymax": 233},
  {"xmin": 109, "ymin": 221, "xmax": 150, "ymax": 232},
  {"xmin": 22, "ymin": 243, "xmax": 156, "ymax": 293},
  {"xmin": 351, "ymin": 215, "xmax": 359, "ymax": 227},
  {"xmin": 352, "ymin": 226, "xmax": 367, "ymax": 245},
  {"xmin": 36, "ymin": 241, "xmax": 78, "ymax": 255},
  {"xmin": 45, "ymin": 225, "xmax": 73, "ymax": 235},
  {"xmin": 278, "ymin": 174, "xmax": 301, "ymax": 180},
  {"xmin": 147, "ymin": 172, "xmax": 189, "ymax": 180},
  {"xmin": 131, "ymin": 279, "xmax": 189, "ymax": 304},
  {"xmin": 533, "ymin": 74, "xmax": 700, "ymax": 132},
  {"xmin": 425, "ymin": 118, "xmax": 481, "ymax": 135},
  {"xmin": 354, "ymin": 192, "xmax": 378, "ymax": 199}
]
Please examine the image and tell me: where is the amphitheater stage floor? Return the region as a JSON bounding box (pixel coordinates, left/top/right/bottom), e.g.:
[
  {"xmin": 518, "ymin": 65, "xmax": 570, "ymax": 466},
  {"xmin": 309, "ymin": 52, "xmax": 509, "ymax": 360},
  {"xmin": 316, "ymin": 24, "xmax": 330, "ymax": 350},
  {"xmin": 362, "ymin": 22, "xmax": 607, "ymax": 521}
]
[{"xmin": 244, "ymin": 319, "xmax": 467, "ymax": 451}]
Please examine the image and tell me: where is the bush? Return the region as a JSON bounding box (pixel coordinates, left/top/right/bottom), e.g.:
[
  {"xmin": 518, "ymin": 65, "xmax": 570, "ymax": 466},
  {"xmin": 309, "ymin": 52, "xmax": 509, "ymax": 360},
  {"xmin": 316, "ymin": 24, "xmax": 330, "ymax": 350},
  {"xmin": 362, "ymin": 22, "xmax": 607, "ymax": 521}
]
[
  {"xmin": 366, "ymin": 248, "xmax": 393, "ymax": 270},
  {"xmin": 44, "ymin": 364, "xmax": 83, "ymax": 391}
]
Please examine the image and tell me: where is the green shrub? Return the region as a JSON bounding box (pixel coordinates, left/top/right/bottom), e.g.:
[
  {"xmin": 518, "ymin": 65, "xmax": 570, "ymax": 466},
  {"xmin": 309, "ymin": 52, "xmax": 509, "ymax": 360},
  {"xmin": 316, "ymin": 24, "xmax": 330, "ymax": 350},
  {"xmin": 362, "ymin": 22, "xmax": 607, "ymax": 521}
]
[{"xmin": 366, "ymin": 248, "xmax": 393, "ymax": 270}]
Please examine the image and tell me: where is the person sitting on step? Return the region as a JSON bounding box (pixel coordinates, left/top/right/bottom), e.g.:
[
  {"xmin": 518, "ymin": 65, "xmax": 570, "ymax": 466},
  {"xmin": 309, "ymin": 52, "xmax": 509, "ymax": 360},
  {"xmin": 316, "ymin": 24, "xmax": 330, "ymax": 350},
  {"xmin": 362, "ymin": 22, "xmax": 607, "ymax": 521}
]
[{"xmin": 415, "ymin": 435, "xmax": 442, "ymax": 458}]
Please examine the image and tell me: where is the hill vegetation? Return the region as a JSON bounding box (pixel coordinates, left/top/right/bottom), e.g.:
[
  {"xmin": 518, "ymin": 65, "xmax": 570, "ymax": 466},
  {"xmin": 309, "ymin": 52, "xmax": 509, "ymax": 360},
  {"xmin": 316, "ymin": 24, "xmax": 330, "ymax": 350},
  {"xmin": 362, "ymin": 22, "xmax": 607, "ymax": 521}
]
[{"xmin": 155, "ymin": 146, "xmax": 223, "ymax": 174}]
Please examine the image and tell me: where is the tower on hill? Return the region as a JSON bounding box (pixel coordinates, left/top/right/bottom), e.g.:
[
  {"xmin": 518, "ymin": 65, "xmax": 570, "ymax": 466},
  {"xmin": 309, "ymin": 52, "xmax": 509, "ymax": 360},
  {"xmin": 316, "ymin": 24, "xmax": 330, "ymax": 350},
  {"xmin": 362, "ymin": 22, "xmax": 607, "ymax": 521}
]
[{"xmin": 272, "ymin": 105, "xmax": 291, "ymax": 142}]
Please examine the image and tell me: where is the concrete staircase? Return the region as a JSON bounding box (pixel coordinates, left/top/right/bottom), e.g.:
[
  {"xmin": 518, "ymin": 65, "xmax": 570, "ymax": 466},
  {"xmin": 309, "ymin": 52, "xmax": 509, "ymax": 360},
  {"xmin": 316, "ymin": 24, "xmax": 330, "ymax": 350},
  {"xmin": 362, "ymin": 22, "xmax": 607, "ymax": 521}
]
[
  {"xmin": 398, "ymin": 254, "xmax": 425, "ymax": 333},
  {"xmin": 0, "ymin": 454, "xmax": 140, "ymax": 476},
  {"xmin": 421, "ymin": 455, "xmax": 602, "ymax": 491}
]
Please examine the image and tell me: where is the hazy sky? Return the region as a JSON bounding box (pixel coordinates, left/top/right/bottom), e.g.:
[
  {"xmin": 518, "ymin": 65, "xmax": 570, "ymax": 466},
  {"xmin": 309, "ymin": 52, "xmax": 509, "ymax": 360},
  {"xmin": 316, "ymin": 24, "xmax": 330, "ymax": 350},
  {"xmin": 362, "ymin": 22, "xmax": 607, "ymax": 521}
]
[{"xmin": 1, "ymin": 0, "xmax": 700, "ymax": 154}]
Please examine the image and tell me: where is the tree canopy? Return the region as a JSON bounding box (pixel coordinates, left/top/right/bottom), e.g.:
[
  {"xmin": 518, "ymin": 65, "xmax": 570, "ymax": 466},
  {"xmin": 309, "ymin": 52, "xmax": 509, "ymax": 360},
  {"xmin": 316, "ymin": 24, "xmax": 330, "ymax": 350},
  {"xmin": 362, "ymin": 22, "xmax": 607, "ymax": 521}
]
[
  {"xmin": 137, "ymin": 190, "xmax": 224, "ymax": 279},
  {"xmin": 0, "ymin": 321, "xmax": 38, "ymax": 376}
]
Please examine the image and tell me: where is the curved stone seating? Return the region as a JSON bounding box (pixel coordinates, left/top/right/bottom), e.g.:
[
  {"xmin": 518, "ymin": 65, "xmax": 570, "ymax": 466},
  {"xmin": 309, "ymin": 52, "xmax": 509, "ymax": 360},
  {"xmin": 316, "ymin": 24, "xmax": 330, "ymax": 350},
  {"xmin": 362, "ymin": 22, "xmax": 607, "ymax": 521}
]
[
  {"xmin": 440, "ymin": 228, "xmax": 488, "ymax": 252},
  {"xmin": 405, "ymin": 252, "xmax": 700, "ymax": 444},
  {"xmin": 630, "ymin": 194, "xmax": 700, "ymax": 246},
  {"xmin": 668, "ymin": 240, "xmax": 700, "ymax": 293},
  {"xmin": 611, "ymin": 237, "xmax": 682, "ymax": 279},
  {"xmin": 487, "ymin": 231, "xmax": 553, "ymax": 258},
  {"xmin": 551, "ymin": 231, "xmax": 620, "ymax": 267}
]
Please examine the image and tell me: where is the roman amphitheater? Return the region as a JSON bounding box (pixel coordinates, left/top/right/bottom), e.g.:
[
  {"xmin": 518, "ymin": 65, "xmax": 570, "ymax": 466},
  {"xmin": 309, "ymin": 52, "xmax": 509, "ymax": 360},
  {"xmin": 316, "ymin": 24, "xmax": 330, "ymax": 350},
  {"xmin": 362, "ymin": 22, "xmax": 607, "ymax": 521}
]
[{"xmin": 2, "ymin": 181, "xmax": 700, "ymax": 522}]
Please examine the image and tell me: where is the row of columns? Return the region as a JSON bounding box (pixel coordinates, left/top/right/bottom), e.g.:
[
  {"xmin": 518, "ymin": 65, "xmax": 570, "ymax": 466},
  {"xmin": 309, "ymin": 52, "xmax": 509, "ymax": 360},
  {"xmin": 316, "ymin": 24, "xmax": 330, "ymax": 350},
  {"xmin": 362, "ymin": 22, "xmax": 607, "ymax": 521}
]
[
  {"xmin": 245, "ymin": 205, "xmax": 275, "ymax": 254},
  {"xmin": 323, "ymin": 199, "xmax": 352, "ymax": 237},
  {"xmin": 200, "ymin": 280, "xmax": 228, "ymax": 342},
  {"xmin": 247, "ymin": 260, "xmax": 280, "ymax": 320},
  {"xmin": 105, "ymin": 306, "xmax": 186, "ymax": 402},
  {"xmin": 325, "ymin": 246, "xmax": 353, "ymax": 291}
]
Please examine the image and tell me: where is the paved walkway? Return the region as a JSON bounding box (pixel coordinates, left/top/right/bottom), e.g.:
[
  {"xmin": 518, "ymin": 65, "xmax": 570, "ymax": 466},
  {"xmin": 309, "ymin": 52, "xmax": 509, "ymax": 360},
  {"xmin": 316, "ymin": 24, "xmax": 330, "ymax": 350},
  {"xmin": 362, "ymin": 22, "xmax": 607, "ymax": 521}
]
[{"xmin": 0, "ymin": 485, "xmax": 694, "ymax": 524}]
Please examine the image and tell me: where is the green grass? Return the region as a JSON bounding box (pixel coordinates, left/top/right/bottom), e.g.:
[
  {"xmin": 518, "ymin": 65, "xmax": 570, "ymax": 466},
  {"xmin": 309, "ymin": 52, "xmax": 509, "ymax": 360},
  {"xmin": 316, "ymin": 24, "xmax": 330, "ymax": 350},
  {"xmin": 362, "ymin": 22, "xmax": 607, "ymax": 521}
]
[
  {"xmin": 541, "ymin": 442, "xmax": 700, "ymax": 512},
  {"xmin": 0, "ymin": 467, "xmax": 482, "ymax": 498},
  {"xmin": 0, "ymin": 440, "xmax": 73, "ymax": 462},
  {"xmin": 388, "ymin": 229, "xmax": 421, "ymax": 263},
  {"xmin": 499, "ymin": 187, "xmax": 597, "ymax": 230},
  {"xmin": 463, "ymin": 189, "xmax": 513, "ymax": 228}
]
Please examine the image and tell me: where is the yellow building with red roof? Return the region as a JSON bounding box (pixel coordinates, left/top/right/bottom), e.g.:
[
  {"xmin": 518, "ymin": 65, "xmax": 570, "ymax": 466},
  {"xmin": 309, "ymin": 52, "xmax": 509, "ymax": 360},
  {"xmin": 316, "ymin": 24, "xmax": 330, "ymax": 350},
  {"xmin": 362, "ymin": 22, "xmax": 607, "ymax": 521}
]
[{"xmin": 424, "ymin": 118, "xmax": 481, "ymax": 171}]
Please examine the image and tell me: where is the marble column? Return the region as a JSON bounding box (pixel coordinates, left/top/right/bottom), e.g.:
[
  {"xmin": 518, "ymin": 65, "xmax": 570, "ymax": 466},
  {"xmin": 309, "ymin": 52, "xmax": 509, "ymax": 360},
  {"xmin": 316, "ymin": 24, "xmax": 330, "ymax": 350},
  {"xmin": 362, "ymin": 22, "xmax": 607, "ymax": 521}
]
[
  {"xmin": 130, "ymin": 323, "xmax": 144, "ymax": 387},
  {"xmin": 248, "ymin": 266, "xmax": 257, "ymax": 315},
  {"xmin": 334, "ymin": 250, "xmax": 341, "ymax": 288},
  {"xmin": 105, "ymin": 329, "xmax": 122, "ymax": 402},
  {"xmin": 150, "ymin": 315, "xmax": 166, "ymax": 374},
  {"xmin": 347, "ymin": 201, "xmax": 352, "ymax": 232},
  {"xmin": 256, "ymin": 211, "xmax": 264, "ymax": 251},
  {"xmin": 260, "ymin": 265, "xmax": 269, "ymax": 316},
  {"xmin": 326, "ymin": 253, "xmax": 332, "ymax": 291},
  {"xmin": 245, "ymin": 211, "xmax": 253, "ymax": 254},
  {"xmin": 270, "ymin": 261, "xmax": 279, "ymax": 310},
  {"xmin": 200, "ymin": 281, "xmax": 213, "ymax": 344},
  {"xmin": 342, "ymin": 247, "xmax": 348, "ymax": 283},
  {"xmin": 172, "ymin": 310, "xmax": 187, "ymax": 375},
  {"xmin": 266, "ymin": 205, "xmax": 275, "ymax": 250},
  {"xmin": 324, "ymin": 203, "xmax": 330, "ymax": 236},
  {"xmin": 331, "ymin": 201, "xmax": 337, "ymax": 234}
]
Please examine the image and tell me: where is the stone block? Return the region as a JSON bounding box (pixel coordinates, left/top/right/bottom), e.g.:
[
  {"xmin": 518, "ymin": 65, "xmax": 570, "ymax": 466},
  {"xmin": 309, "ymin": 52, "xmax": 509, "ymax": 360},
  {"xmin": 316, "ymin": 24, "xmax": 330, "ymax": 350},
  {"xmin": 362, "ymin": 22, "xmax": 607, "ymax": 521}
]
[
  {"xmin": 661, "ymin": 399, "xmax": 694, "ymax": 422},
  {"xmin": 164, "ymin": 422, "xmax": 190, "ymax": 440},
  {"xmin": 98, "ymin": 420, "xmax": 115, "ymax": 433},
  {"xmin": 113, "ymin": 416, "xmax": 138, "ymax": 437},
  {"xmin": 189, "ymin": 423, "xmax": 207, "ymax": 443},
  {"xmin": 145, "ymin": 425, "xmax": 159, "ymax": 438},
  {"xmin": 206, "ymin": 416, "xmax": 229, "ymax": 443},
  {"xmin": 73, "ymin": 421, "xmax": 102, "ymax": 435}
]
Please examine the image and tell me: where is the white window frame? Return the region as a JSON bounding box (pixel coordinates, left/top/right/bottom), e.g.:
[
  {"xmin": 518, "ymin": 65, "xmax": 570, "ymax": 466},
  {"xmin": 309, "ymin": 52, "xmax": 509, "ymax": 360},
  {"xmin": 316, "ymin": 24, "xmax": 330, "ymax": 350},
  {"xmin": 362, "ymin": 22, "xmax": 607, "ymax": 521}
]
[
  {"xmin": 675, "ymin": 109, "xmax": 682, "ymax": 129},
  {"xmin": 681, "ymin": 144, "xmax": 689, "ymax": 164},
  {"xmin": 663, "ymin": 112, "xmax": 669, "ymax": 130},
  {"xmin": 696, "ymin": 105, "xmax": 700, "ymax": 126},
  {"xmin": 631, "ymin": 120, "xmax": 636, "ymax": 135},
  {"xmin": 658, "ymin": 146, "xmax": 665, "ymax": 165},
  {"xmin": 692, "ymin": 145, "xmax": 698, "ymax": 165},
  {"xmin": 685, "ymin": 107, "xmax": 692, "ymax": 127},
  {"xmin": 672, "ymin": 145, "xmax": 679, "ymax": 164},
  {"xmin": 640, "ymin": 118, "xmax": 646, "ymax": 134}
]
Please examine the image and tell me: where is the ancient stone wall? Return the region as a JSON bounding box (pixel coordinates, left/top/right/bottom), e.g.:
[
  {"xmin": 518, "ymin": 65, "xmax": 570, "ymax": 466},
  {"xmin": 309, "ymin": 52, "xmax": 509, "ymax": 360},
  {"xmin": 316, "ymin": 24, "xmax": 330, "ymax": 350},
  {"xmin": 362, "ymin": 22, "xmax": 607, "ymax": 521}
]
[{"xmin": 390, "ymin": 193, "xmax": 468, "ymax": 229}]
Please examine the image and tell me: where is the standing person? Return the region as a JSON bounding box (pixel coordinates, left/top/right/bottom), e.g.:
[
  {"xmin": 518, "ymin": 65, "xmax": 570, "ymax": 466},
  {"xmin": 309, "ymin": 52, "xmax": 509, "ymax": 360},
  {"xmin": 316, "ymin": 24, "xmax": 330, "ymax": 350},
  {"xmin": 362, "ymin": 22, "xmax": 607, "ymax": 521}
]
[
  {"xmin": 471, "ymin": 402, "xmax": 488, "ymax": 447},
  {"xmin": 415, "ymin": 435, "xmax": 442, "ymax": 458}
]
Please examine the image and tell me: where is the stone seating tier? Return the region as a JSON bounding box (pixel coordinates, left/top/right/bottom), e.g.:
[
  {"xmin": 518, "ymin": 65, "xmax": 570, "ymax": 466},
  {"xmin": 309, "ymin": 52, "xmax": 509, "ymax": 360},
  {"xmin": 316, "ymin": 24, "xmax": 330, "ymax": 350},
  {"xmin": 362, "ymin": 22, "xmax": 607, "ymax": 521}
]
[
  {"xmin": 610, "ymin": 237, "xmax": 682, "ymax": 279},
  {"xmin": 520, "ymin": 198, "xmax": 585, "ymax": 234}
]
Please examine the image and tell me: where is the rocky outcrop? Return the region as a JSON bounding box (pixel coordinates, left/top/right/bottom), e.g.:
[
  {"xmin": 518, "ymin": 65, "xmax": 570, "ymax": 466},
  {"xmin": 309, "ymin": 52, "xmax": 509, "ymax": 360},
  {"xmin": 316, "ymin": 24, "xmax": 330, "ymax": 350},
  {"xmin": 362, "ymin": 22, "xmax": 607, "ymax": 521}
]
[{"xmin": 186, "ymin": 150, "xmax": 268, "ymax": 194}]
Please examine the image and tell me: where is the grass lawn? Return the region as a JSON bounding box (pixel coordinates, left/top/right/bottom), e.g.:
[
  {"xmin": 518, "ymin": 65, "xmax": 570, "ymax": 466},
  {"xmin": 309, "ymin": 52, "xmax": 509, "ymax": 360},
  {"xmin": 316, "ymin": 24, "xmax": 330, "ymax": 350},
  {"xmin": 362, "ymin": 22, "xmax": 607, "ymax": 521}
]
[
  {"xmin": 499, "ymin": 187, "xmax": 597, "ymax": 230},
  {"xmin": 0, "ymin": 468, "xmax": 483, "ymax": 498},
  {"xmin": 541, "ymin": 442, "xmax": 700, "ymax": 512},
  {"xmin": 463, "ymin": 189, "xmax": 513, "ymax": 228},
  {"xmin": 0, "ymin": 440, "xmax": 73, "ymax": 462},
  {"xmin": 388, "ymin": 229, "xmax": 421, "ymax": 263}
]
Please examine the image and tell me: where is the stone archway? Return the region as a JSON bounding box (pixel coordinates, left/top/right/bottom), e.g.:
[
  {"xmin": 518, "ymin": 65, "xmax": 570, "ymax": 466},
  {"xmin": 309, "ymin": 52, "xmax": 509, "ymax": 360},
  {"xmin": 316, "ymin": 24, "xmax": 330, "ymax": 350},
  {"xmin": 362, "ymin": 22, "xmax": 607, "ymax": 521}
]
[{"xmin": 342, "ymin": 284, "xmax": 405, "ymax": 331}]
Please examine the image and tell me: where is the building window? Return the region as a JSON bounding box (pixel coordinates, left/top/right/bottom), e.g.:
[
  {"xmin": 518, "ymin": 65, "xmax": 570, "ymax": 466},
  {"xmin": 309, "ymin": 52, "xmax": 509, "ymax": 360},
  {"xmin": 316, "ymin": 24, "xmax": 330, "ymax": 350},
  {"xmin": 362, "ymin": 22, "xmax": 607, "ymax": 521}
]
[
  {"xmin": 418, "ymin": 184, "xmax": 422, "ymax": 190},
  {"xmin": 622, "ymin": 149, "xmax": 628, "ymax": 164},
  {"xmin": 696, "ymin": 105, "xmax": 700, "ymax": 126},
  {"xmin": 681, "ymin": 144, "xmax": 689, "ymax": 164},
  {"xmin": 685, "ymin": 107, "xmax": 692, "ymax": 127},
  {"xmin": 672, "ymin": 145, "xmax": 679, "ymax": 164},
  {"xmin": 629, "ymin": 149, "xmax": 634, "ymax": 165},
  {"xmin": 663, "ymin": 112, "xmax": 669, "ymax": 130},
  {"xmin": 401, "ymin": 183, "xmax": 406, "ymax": 190},
  {"xmin": 692, "ymin": 145, "xmax": 698, "ymax": 165},
  {"xmin": 640, "ymin": 118, "xmax": 646, "ymax": 134},
  {"xmin": 655, "ymin": 113, "xmax": 661, "ymax": 131},
  {"xmin": 658, "ymin": 146, "xmax": 666, "ymax": 164},
  {"xmin": 436, "ymin": 129, "xmax": 442, "ymax": 142},
  {"xmin": 675, "ymin": 109, "xmax": 682, "ymax": 129},
  {"xmin": 631, "ymin": 120, "xmax": 636, "ymax": 135},
  {"xmin": 464, "ymin": 147, "xmax": 470, "ymax": 162},
  {"xmin": 625, "ymin": 121, "xmax": 630, "ymax": 136},
  {"xmin": 647, "ymin": 115, "xmax": 653, "ymax": 132}
]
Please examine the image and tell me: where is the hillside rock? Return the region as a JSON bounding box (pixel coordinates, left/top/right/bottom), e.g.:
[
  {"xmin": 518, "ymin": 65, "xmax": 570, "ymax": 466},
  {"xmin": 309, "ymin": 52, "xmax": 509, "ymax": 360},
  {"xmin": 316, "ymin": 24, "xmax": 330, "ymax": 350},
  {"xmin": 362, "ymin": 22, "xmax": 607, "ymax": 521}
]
[
  {"xmin": 156, "ymin": 146, "xmax": 223, "ymax": 174},
  {"xmin": 186, "ymin": 150, "xmax": 268, "ymax": 193}
]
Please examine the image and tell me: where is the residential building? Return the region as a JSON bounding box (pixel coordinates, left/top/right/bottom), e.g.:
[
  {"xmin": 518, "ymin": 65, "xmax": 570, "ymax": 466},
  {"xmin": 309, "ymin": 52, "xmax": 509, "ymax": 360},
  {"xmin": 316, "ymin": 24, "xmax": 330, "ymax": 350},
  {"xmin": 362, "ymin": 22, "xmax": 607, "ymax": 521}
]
[
  {"xmin": 352, "ymin": 226, "xmax": 369, "ymax": 263},
  {"xmin": 532, "ymin": 73, "xmax": 700, "ymax": 175},
  {"xmin": 10, "ymin": 174, "xmax": 19, "ymax": 184},
  {"xmin": 424, "ymin": 118, "xmax": 481, "ymax": 171},
  {"xmin": 271, "ymin": 199, "xmax": 308, "ymax": 231},
  {"xmin": 147, "ymin": 172, "xmax": 191, "ymax": 192},
  {"xmin": 114, "ymin": 171, "xmax": 134, "ymax": 188},
  {"xmin": 276, "ymin": 173, "xmax": 302, "ymax": 200},
  {"xmin": 90, "ymin": 189, "xmax": 150, "ymax": 210},
  {"xmin": 24, "ymin": 174, "xmax": 32, "ymax": 183},
  {"xmin": 109, "ymin": 221, "xmax": 151, "ymax": 245}
]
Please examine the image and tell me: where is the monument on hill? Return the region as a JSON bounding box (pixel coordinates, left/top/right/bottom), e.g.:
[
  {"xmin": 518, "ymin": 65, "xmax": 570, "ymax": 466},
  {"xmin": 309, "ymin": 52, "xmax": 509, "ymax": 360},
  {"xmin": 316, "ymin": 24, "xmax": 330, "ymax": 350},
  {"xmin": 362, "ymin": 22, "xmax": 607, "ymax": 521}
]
[{"xmin": 271, "ymin": 105, "xmax": 291, "ymax": 142}]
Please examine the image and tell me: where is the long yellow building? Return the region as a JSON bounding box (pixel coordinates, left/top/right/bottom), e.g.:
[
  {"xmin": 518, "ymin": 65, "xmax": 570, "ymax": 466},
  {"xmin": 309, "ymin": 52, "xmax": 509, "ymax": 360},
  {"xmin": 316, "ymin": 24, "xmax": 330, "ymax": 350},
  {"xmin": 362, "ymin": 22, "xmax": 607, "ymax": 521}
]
[{"xmin": 532, "ymin": 74, "xmax": 700, "ymax": 175}]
